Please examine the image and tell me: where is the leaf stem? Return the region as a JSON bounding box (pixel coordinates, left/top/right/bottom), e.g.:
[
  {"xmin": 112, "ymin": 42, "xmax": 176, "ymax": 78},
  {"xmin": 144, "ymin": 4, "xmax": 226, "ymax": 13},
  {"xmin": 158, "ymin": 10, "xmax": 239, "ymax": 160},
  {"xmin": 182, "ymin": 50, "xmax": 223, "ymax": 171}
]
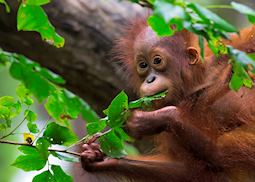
[
  {"xmin": 205, "ymin": 5, "xmax": 233, "ymax": 9},
  {"xmin": 0, "ymin": 117, "xmax": 26, "ymax": 140},
  {"xmin": 32, "ymin": 117, "xmax": 50, "ymax": 145},
  {"xmin": 0, "ymin": 140, "xmax": 81, "ymax": 157},
  {"xmin": 64, "ymin": 128, "xmax": 113, "ymax": 151}
]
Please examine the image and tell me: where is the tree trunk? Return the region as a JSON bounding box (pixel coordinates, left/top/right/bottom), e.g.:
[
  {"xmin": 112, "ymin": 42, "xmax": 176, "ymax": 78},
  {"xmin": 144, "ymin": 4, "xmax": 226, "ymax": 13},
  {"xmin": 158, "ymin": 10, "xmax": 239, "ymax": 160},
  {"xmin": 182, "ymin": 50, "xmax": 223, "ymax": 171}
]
[{"xmin": 0, "ymin": 0, "xmax": 145, "ymax": 112}]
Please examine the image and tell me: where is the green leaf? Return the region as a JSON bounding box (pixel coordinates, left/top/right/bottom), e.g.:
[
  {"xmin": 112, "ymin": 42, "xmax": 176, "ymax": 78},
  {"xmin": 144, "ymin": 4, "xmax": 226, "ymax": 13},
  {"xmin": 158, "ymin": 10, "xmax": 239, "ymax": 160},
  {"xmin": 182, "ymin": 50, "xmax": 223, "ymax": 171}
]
[
  {"xmin": 0, "ymin": 0, "xmax": 10, "ymax": 13},
  {"xmin": 36, "ymin": 137, "xmax": 50, "ymax": 159},
  {"xmin": 99, "ymin": 130, "xmax": 127, "ymax": 158},
  {"xmin": 12, "ymin": 146, "xmax": 47, "ymax": 171},
  {"xmin": 25, "ymin": 0, "xmax": 51, "ymax": 6},
  {"xmin": 25, "ymin": 109, "xmax": 39, "ymax": 133},
  {"xmin": 32, "ymin": 171, "xmax": 55, "ymax": 182},
  {"xmin": 147, "ymin": 15, "xmax": 174, "ymax": 36},
  {"xmin": 229, "ymin": 73, "xmax": 243, "ymax": 91},
  {"xmin": 39, "ymin": 68, "xmax": 65, "ymax": 85},
  {"xmin": 187, "ymin": 3, "xmax": 237, "ymax": 33},
  {"xmin": 228, "ymin": 46, "xmax": 255, "ymax": 70},
  {"xmin": 16, "ymin": 84, "xmax": 34, "ymax": 105},
  {"xmin": 86, "ymin": 119, "xmax": 106, "ymax": 135},
  {"xmin": 114, "ymin": 127, "xmax": 132, "ymax": 142},
  {"xmin": 51, "ymin": 152, "xmax": 79, "ymax": 162},
  {"xmin": 153, "ymin": 0, "xmax": 186, "ymax": 23},
  {"xmin": 198, "ymin": 35, "xmax": 205, "ymax": 60},
  {"xmin": 45, "ymin": 90, "xmax": 81, "ymax": 123},
  {"xmin": 18, "ymin": 146, "xmax": 37, "ymax": 155},
  {"xmin": 106, "ymin": 91, "xmax": 128, "ymax": 128},
  {"xmin": 129, "ymin": 90, "xmax": 167, "ymax": 109},
  {"xmin": 25, "ymin": 109, "xmax": 37, "ymax": 122},
  {"xmin": 51, "ymin": 165, "xmax": 72, "ymax": 182},
  {"xmin": 228, "ymin": 47, "xmax": 255, "ymax": 91},
  {"xmin": 17, "ymin": 3, "xmax": 64, "ymax": 47},
  {"xmin": 10, "ymin": 60, "xmax": 55, "ymax": 102},
  {"xmin": 27, "ymin": 122, "xmax": 39, "ymax": 133},
  {"xmin": 43, "ymin": 122, "xmax": 78, "ymax": 146},
  {"xmin": 0, "ymin": 96, "xmax": 21, "ymax": 120},
  {"xmin": 231, "ymin": 2, "xmax": 255, "ymax": 24}
]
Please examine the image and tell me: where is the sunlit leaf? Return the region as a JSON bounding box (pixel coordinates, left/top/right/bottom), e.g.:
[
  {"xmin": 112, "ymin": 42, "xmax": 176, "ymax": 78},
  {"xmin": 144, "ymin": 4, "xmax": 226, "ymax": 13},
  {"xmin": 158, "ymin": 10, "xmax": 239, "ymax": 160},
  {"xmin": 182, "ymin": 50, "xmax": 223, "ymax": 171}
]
[
  {"xmin": 154, "ymin": 0, "xmax": 186, "ymax": 23},
  {"xmin": 12, "ymin": 146, "xmax": 47, "ymax": 171},
  {"xmin": 147, "ymin": 15, "xmax": 174, "ymax": 36},
  {"xmin": 51, "ymin": 152, "xmax": 79, "ymax": 162},
  {"xmin": 36, "ymin": 137, "xmax": 50, "ymax": 159},
  {"xmin": 86, "ymin": 119, "xmax": 106, "ymax": 135},
  {"xmin": 129, "ymin": 90, "xmax": 167, "ymax": 109},
  {"xmin": 187, "ymin": 3, "xmax": 237, "ymax": 32},
  {"xmin": 99, "ymin": 130, "xmax": 126, "ymax": 158},
  {"xmin": 43, "ymin": 122, "xmax": 78, "ymax": 146},
  {"xmin": 25, "ymin": 0, "xmax": 51, "ymax": 6},
  {"xmin": 45, "ymin": 90, "xmax": 81, "ymax": 123},
  {"xmin": 16, "ymin": 84, "xmax": 34, "ymax": 105},
  {"xmin": 17, "ymin": 3, "xmax": 64, "ymax": 47},
  {"xmin": 51, "ymin": 165, "xmax": 72, "ymax": 182},
  {"xmin": 32, "ymin": 171, "xmax": 55, "ymax": 182},
  {"xmin": 106, "ymin": 91, "xmax": 128, "ymax": 128}
]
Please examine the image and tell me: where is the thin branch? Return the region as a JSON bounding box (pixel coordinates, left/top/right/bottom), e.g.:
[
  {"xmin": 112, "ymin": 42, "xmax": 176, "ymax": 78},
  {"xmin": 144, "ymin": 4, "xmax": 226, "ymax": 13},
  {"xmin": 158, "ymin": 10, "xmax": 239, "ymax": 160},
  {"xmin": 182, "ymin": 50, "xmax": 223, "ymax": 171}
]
[
  {"xmin": 0, "ymin": 140, "xmax": 81, "ymax": 157},
  {"xmin": 32, "ymin": 117, "xmax": 50, "ymax": 145},
  {"xmin": 64, "ymin": 129, "xmax": 113, "ymax": 151},
  {"xmin": 0, "ymin": 117, "xmax": 26, "ymax": 140},
  {"xmin": 205, "ymin": 5, "xmax": 233, "ymax": 9}
]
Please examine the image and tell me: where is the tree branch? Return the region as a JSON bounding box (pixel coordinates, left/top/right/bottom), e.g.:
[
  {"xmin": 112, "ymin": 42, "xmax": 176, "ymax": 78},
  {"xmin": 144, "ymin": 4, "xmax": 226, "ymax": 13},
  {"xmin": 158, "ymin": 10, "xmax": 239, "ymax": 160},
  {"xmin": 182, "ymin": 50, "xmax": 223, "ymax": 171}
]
[{"xmin": 0, "ymin": 140, "xmax": 81, "ymax": 157}]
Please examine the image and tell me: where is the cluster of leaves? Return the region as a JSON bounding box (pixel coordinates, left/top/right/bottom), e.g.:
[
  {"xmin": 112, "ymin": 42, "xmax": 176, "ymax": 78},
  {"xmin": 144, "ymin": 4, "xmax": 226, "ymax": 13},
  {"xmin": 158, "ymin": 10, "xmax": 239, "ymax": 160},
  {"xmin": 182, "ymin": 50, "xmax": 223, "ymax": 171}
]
[
  {"xmin": 133, "ymin": 0, "xmax": 255, "ymax": 90},
  {"xmin": 0, "ymin": 49, "xmax": 166, "ymax": 180},
  {"xmin": 0, "ymin": 0, "xmax": 64, "ymax": 47},
  {"xmin": 86, "ymin": 91, "xmax": 167, "ymax": 158}
]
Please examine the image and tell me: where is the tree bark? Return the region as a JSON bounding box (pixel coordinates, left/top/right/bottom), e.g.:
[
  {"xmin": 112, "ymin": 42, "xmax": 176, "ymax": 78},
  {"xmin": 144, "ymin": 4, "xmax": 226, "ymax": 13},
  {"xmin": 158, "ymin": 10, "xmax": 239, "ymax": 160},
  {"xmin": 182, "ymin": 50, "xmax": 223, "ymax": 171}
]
[{"xmin": 0, "ymin": 0, "xmax": 145, "ymax": 112}]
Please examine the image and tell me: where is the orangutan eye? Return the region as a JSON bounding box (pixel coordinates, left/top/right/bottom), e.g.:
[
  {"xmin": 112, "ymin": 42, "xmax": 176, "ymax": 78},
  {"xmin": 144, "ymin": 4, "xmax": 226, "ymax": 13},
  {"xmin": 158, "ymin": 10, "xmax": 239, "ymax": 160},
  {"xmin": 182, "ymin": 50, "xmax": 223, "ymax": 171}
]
[
  {"xmin": 139, "ymin": 61, "xmax": 148, "ymax": 69},
  {"xmin": 153, "ymin": 56, "xmax": 162, "ymax": 65}
]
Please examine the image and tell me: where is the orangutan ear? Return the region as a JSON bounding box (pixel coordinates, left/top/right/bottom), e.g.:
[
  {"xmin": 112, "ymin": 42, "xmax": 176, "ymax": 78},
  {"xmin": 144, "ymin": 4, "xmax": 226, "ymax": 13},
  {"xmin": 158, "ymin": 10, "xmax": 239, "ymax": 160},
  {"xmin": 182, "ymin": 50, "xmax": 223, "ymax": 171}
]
[{"xmin": 187, "ymin": 47, "xmax": 200, "ymax": 65}]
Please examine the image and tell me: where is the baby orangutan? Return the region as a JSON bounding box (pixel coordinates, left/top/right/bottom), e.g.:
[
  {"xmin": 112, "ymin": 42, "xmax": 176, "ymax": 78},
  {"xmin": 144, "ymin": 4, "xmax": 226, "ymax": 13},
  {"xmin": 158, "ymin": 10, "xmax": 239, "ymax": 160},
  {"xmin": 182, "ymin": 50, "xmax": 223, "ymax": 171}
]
[{"xmin": 81, "ymin": 19, "xmax": 255, "ymax": 182}]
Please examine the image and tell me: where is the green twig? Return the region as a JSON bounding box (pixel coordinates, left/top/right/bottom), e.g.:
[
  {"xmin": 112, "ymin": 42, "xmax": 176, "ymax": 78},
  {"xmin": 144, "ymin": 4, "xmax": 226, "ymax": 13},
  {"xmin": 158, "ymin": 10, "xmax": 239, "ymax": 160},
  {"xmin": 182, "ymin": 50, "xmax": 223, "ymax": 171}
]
[
  {"xmin": 0, "ymin": 140, "xmax": 81, "ymax": 157},
  {"xmin": 205, "ymin": 5, "xmax": 233, "ymax": 9},
  {"xmin": 0, "ymin": 117, "xmax": 26, "ymax": 140},
  {"xmin": 32, "ymin": 117, "xmax": 51, "ymax": 145},
  {"xmin": 64, "ymin": 128, "xmax": 113, "ymax": 151}
]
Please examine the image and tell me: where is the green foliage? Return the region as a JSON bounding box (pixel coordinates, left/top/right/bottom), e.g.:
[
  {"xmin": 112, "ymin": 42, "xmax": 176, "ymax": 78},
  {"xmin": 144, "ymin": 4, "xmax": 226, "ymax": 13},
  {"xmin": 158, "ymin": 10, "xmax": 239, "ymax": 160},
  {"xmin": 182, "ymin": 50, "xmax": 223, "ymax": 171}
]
[
  {"xmin": 129, "ymin": 90, "xmax": 167, "ymax": 109},
  {"xmin": 43, "ymin": 122, "xmax": 78, "ymax": 146},
  {"xmin": 17, "ymin": 2, "xmax": 64, "ymax": 47},
  {"xmin": 0, "ymin": 96, "xmax": 21, "ymax": 129},
  {"xmin": 33, "ymin": 171, "xmax": 55, "ymax": 182},
  {"xmin": 50, "ymin": 152, "xmax": 79, "ymax": 163},
  {"xmin": 50, "ymin": 165, "xmax": 72, "ymax": 182},
  {"xmin": 25, "ymin": 109, "xmax": 39, "ymax": 133},
  {"xmin": 106, "ymin": 91, "xmax": 129, "ymax": 128},
  {"xmin": 12, "ymin": 146, "xmax": 47, "ymax": 171},
  {"xmin": 228, "ymin": 46, "xmax": 255, "ymax": 90},
  {"xmin": 32, "ymin": 165, "xmax": 72, "ymax": 182},
  {"xmin": 99, "ymin": 130, "xmax": 127, "ymax": 158}
]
